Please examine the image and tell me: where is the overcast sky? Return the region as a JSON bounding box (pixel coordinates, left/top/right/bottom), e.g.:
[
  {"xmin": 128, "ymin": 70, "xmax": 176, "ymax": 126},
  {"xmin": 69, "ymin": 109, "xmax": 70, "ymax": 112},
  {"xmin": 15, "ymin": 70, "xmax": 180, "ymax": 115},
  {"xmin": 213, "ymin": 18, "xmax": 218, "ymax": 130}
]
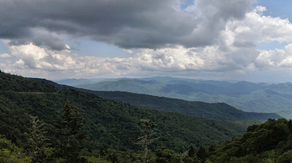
[{"xmin": 1, "ymin": 0, "xmax": 292, "ymax": 82}]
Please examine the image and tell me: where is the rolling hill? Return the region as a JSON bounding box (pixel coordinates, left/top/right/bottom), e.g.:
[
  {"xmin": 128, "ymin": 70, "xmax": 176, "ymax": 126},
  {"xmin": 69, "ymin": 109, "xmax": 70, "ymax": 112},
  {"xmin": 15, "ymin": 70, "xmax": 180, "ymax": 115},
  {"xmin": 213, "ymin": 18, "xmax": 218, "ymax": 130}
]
[
  {"xmin": 74, "ymin": 78, "xmax": 292, "ymax": 115},
  {"xmin": 0, "ymin": 71, "xmax": 262, "ymax": 151},
  {"xmin": 85, "ymin": 91, "xmax": 281, "ymax": 121}
]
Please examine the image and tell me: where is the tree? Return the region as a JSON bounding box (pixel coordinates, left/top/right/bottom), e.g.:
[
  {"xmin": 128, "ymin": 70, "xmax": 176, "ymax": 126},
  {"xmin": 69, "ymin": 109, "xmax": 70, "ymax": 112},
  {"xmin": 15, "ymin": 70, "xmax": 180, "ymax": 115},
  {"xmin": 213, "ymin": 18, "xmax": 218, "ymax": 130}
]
[
  {"xmin": 0, "ymin": 135, "xmax": 31, "ymax": 163},
  {"xmin": 136, "ymin": 119, "xmax": 158, "ymax": 163},
  {"xmin": 55, "ymin": 101, "xmax": 85, "ymax": 163},
  {"xmin": 188, "ymin": 146, "xmax": 195, "ymax": 158},
  {"xmin": 196, "ymin": 146, "xmax": 207, "ymax": 163},
  {"xmin": 25, "ymin": 115, "xmax": 50, "ymax": 163}
]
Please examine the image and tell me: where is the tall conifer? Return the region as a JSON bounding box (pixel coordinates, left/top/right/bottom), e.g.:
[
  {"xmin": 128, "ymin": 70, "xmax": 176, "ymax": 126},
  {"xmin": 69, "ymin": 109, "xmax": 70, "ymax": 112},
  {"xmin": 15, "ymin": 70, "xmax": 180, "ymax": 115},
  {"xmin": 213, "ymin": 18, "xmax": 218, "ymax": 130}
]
[
  {"xmin": 55, "ymin": 101, "xmax": 85, "ymax": 163},
  {"xmin": 25, "ymin": 115, "xmax": 50, "ymax": 163},
  {"xmin": 136, "ymin": 119, "xmax": 158, "ymax": 163}
]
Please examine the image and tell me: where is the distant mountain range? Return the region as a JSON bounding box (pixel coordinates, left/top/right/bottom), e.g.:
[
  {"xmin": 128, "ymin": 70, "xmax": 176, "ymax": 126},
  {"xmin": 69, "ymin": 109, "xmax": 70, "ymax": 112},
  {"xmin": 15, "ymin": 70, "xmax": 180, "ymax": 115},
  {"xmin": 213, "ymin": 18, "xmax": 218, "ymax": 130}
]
[
  {"xmin": 84, "ymin": 90, "xmax": 281, "ymax": 121},
  {"xmin": 55, "ymin": 78, "xmax": 108, "ymax": 86},
  {"xmin": 59, "ymin": 77, "xmax": 292, "ymax": 115},
  {"xmin": 0, "ymin": 72, "xmax": 268, "ymax": 151}
]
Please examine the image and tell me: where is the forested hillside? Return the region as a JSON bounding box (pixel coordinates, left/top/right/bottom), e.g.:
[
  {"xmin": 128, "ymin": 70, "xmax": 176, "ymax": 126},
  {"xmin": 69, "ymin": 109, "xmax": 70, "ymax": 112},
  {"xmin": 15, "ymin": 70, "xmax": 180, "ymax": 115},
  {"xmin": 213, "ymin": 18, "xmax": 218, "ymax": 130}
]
[
  {"xmin": 203, "ymin": 118, "xmax": 292, "ymax": 163},
  {"xmin": 86, "ymin": 91, "xmax": 281, "ymax": 121},
  {"xmin": 75, "ymin": 78, "xmax": 292, "ymax": 114},
  {"xmin": 0, "ymin": 71, "xmax": 265, "ymax": 162},
  {"xmin": 5, "ymin": 71, "xmax": 292, "ymax": 163}
]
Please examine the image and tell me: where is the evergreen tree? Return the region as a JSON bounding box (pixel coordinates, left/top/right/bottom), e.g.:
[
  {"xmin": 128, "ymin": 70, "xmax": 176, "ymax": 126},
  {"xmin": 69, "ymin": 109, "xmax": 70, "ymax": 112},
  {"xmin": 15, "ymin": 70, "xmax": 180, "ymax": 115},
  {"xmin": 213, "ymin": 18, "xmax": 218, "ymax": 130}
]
[
  {"xmin": 188, "ymin": 146, "xmax": 195, "ymax": 158},
  {"xmin": 136, "ymin": 119, "xmax": 158, "ymax": 163},
  {"xmin": 179, "ymin": 149, "xmax": 189, "ymax": 163},
  {"xmin": 25, "ymin": 115, "xmax": 50, "ymax": 163},
  {"xmin": 196, "ymin": 146, "xmax": 207, "ymax": 163},
  {"xmin": 55, "ymin": 101, "xmax": 85, "ymax": 163}
]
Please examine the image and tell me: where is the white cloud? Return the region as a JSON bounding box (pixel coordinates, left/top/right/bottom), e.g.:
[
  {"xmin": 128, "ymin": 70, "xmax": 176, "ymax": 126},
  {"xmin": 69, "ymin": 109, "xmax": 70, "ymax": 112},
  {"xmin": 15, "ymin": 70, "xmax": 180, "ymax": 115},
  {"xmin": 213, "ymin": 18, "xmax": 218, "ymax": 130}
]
[
  {"xmin": 256, "ymin": 43, "xmax": 292, "ymax": 68},
  {"xmin": 123, "ymin": 6, "xmax": 292, "ymax": 74},
  {"xmin": 0, "ymin": 53, "xmax": 11, "ymax": 58},
  {"xmin": 7, "ymin": 43, "xmax": 78, "ymax": 70},
  {"xmin": 127, "ymin": 46, "xmax": 205, "ymax": 71},
  {"xmin": 3, "ymin": 3, "xmax": 292, "ymax": 80},
  {"xmin": 227, "ymin": 6, "xmax": 292, "ymax": 45},
  {"xmin": 2, "ymin": 42, "xmax": 138, "ymax": 77}
]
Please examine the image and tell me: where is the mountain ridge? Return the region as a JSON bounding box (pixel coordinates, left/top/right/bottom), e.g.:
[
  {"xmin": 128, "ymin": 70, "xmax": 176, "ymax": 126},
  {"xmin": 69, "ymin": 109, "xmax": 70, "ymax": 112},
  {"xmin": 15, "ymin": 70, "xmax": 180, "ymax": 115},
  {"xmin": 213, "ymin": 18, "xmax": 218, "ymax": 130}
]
[
  {"xmin": 0, "ymin": 71, "xmax": 263, "ymax": 151},
  {"xmin": 84, "ymin": 90, "xmax": 281, "ymax": 121},
  {"xmin": 73, "ymin": 78, "xmax": 292, "ymax": 115}
]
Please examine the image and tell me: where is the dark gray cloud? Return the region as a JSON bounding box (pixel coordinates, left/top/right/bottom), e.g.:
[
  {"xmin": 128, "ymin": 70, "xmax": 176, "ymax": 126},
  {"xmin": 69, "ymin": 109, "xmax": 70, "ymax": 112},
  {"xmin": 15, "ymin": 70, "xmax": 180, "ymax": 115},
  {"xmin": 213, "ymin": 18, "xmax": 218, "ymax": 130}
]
[{"xmin": 0, "ymin": 0, "xmax": 255, "ymax": 50}]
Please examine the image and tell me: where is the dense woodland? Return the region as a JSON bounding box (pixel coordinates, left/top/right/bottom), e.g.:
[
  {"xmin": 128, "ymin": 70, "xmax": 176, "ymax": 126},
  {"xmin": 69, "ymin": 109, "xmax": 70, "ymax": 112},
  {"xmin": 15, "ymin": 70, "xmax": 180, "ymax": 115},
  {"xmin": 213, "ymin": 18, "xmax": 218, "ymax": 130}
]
[
  {"xmin": 1, "ymin": 71, "xmax": 292, "ymax": 162},
  {"xmin": 86, "ymin": 91, "xmax": 280, "ymax": 121},
  {"xmin": 75, "ymin": 78, "xmax": 292, "ymax": 115}
]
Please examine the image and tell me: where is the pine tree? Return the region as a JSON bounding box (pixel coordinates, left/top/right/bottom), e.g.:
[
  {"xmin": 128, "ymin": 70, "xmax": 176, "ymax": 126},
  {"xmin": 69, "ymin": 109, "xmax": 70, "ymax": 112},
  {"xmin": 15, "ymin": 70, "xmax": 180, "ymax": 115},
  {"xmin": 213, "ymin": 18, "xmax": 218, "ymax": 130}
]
[
  {"xmin": 55, "ymin": 101, "xmax": 85, "ymax": 163},
  {"xmin": 196, "ymin": 146, "xmax": 207, "ymax": 163},
  {"xmin": 25, "ymin": 115, "xmax": 50, "ymax": 163},
  {"xmin": 136, "ymin": 119, "xmax": 158, "ymax": 163},
  {"xmin": 188, "ymin": 146, "xmax": 195, "ymax": 158}
]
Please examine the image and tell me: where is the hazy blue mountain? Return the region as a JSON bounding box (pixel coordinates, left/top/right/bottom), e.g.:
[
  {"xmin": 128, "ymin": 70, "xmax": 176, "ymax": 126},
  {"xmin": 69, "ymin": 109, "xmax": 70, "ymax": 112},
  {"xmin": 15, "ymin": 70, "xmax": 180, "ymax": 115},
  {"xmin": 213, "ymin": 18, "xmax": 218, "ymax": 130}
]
[
  {"xmin": 76, "ymin": 77, "xmax": 292, "ymax": 113},
  {"xmin": 160, "ymin": 84, "xmax": 199, "ymax": 95},
  {"xmin": 87, "ymin": 91, "xmax": 281, "ymax": 121},
  {"xmin": 164, "ymin": 80, "xmax": 264, "ymax": 95},
  {"xmin": 78, "ymin": 79, "xmax": 164, "ymax": 95},
  {"xmin": 77, "ymin": 78, "xmax": 266, "ymax": 96},
  {"xmin": 276, "ymin": 110, "xmax": 292, "ymax": 119},
  {"xmin": 55, "ymin": 78, "xmax": 96, "ymax": 86}
]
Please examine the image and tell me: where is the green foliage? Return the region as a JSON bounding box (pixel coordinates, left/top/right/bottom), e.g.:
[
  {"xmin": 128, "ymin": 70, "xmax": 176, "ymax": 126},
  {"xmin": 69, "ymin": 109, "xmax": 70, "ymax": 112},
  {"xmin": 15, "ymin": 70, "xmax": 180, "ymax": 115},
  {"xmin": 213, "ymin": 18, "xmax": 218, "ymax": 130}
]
[
  {"xmin": 0, "ymin": 71, "xmax": 57, "ymax": 92},
  {"xmin": 25, "ymin": 115, "xmax": 50, "ymax": 163},
  {"xmin": 55, "ymin": 101, "xmax": 85, "ymax": 163},
  {"xmin": 0, "ymin": 71, "xmax": 268, "ymax": 163},
  {"xmin": 196, "ymin": 146, "xmax": 207, "ymax": 163},
  {"xmin": 136, "ymin": 119, "xmax": 158, "ymax": 163},
  {"xmin": 0, "ymin": 135, "xmax": 31, "ymax": 163},
  {"xmin": 155, "ymin": 148, "xmax": 181, "ymax": 163},
  {"xmin": 88, "ymin": 91, "xmax": 281, "ymax": 121},
  {"xmin": 6, "ymin": 71, "xmax": 292, "ymax": 162},
  {"xmin": 0, "ymin": 71, "xmax": 259, "ymax": 151},
  {"xmin": 154, "ymin": 147, "xmax": 196, "ymax": 163},
  {"xmin": 76, "ymin": 78, "xmax": 292, "ymax": 114},
  {"xmin": 82, "ymin": 155, "xmax": 111, "ymax": 163},
  {"xmin": 278, "ymin": 150, "xmax": 292, "ymax": 163},
  {"xmin": 204, "ymin": 119, "xmax": 292, "ymax": 163},
  {"xmin": 187, "ymin": 146, "xmax": 195, "ymax": 158}
]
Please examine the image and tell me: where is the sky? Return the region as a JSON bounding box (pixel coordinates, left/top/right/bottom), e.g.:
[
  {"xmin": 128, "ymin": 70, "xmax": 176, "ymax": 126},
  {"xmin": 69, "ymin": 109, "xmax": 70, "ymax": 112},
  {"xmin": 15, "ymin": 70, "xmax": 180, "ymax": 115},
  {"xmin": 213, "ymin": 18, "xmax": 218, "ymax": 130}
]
[{"xmin": 1, "ymin": 0, "xmax": 292, "ymax": 82}]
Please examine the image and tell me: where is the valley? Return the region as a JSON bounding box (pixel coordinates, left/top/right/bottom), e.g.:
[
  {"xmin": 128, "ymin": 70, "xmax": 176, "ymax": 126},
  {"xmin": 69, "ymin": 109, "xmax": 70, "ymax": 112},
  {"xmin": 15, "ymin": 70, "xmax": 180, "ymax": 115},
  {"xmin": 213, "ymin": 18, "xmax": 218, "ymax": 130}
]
[
  {"xmin": 0, "ymin": 72, "xmax": 291, "ymax": 162},
  {"xmin": 69, "ymin": 77, "xmax": 292, "ymax": 117}
]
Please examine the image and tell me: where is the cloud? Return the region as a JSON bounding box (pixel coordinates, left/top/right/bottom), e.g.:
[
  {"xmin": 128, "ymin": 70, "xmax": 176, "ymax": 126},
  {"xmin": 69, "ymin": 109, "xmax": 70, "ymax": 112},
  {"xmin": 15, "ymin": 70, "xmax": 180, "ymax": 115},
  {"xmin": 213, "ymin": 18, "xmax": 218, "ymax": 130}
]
[
  {"xmin": 8, "ymin": 43, "xmax": 77, "ymax": 70},
  {"xmin": 221, "ymin": 6, "xmax": 292, "ymax": 53},
  {"xmin": 221, "ymin": 6, "xmax": 292, "ymax": 71},
  {"xmin": 2, "ymin": 42, "xmax": 137, "ymax": 77},
  {"xmin": 0, "ymin": 53, "xmax": 11, "ymax": 58},
  {"xmin": 0, "ymin": 0, "xmax": 255, "ymax": 50},
  {"xmin": 3, "ymin": 42, "xmax": 256, "ymax": 78},
  {"xmin": 123, "ymin": 6, "xmax": 292, "ymax": 74},
  {"xmin": 256, "ymin": 43, "xmax": 292, "ymax": 68},
  {"xmin": 3, "ymin": 1, "xmax": 292, "ymax": 80}
]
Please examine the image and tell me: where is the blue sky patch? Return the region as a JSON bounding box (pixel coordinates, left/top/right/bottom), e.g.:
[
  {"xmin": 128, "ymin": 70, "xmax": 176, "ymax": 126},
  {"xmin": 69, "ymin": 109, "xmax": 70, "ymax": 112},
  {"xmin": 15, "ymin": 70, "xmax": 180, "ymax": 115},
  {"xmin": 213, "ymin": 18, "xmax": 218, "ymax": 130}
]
[{"xmin": 257, "ymin": 41, "xmax": 288, "ymax": 51}]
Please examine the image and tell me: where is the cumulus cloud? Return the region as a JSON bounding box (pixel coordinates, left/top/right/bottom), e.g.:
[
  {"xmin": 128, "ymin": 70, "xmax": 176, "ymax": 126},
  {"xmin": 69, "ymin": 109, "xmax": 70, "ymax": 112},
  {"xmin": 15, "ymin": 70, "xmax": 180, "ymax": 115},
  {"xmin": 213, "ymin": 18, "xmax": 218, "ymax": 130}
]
[
  {"xmin": 2, "ymin": 1, "xmax": 292, "ymax": 80},
  {"xmin": 219, "ymin": 6, "xmax": 292, "ymax": 71},
  {"xmin": 256, "ymin": 43, "xmax": 292, "ymax": 68},
  {"xmin": 0, "ymin": 0, "xmax": 255, "ymax": 50},
  {"xmin": 123, "ymin": 6, "xmax": 292, "ymax": 74},
  {"xmin": 1, "ymin": 42, "xmax": 138, "ymax": 77},
  {"xmin": 226, "ymin": 6, "xmax": 292, "ymax": 48},
  {"xmin": 8, "ymin": 43, "xmax": 76, "ymax": 70}
]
